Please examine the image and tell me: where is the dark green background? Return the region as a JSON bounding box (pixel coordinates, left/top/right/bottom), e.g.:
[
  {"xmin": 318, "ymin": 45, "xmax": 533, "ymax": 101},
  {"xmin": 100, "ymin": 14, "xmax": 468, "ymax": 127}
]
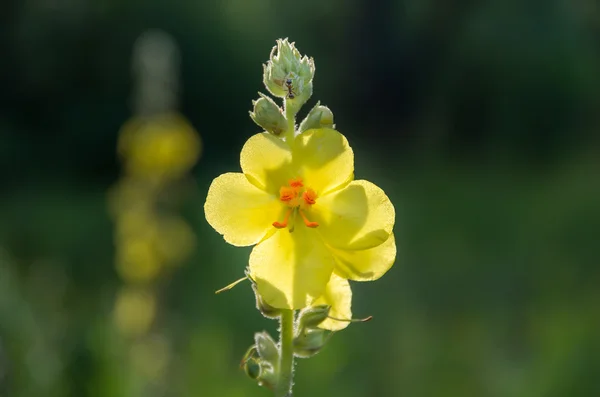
[{"xmin": 1, "ymin": 1, "xmax": 599, "ymax": 396}]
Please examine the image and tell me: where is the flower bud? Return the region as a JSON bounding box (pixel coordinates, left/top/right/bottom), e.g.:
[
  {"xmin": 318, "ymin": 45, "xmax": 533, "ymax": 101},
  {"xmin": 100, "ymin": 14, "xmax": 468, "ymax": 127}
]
[
  {"xmin": 243, "ymin": 356, "xmax": 261, "ymax": 379},
  {"xmin": 252, "ymin": 283, "xmax": 281, "ymax": 318},
  {"xmin": 256, "ymin": 362, "xmax": 277, "ymax": 390},
  {"xmin": 298, "ymin": 101, "xmax": 335, "ymax": 133},
  {"xmin": 286, "ymin": 80, "xmax": 313, "ymax": 112},
  {"xmin": 249, "ymin": 94, "xmax": 287, "ymax": 136},
  {"xmin": 293, "ymin": 328, "xmax": 332, "ymax": 358},
  {"xmin": 254, "ymin": 332, "xmax": 279, "ymax": 363},
  {"xmin": 263, "ymin": 38, "xmax": 315, "ymax": 101},
  {"xmin": 297, "ymin": 304, "xmax": 330, "ymax": 331}
]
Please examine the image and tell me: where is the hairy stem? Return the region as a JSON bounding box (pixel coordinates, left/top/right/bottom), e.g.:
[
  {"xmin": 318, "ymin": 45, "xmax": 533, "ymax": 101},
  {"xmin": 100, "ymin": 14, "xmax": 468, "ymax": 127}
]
[
  {"xmin": 275, "ymin": 309, "xmax": 295, "ymax": 397},
  {"xmin": 283, "ymin": 99, "xmax": 296, "ymax": 143}
]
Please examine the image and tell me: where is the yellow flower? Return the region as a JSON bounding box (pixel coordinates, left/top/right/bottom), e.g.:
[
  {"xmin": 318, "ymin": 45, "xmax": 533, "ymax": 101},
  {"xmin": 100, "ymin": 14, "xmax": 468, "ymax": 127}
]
[
  {"xmin": 118, "ymin": 113, "xmax": 202, "ymax": 182},
  {"xmin": 205, "ymin": 128, "xmax": 396, "ymax": 311}
]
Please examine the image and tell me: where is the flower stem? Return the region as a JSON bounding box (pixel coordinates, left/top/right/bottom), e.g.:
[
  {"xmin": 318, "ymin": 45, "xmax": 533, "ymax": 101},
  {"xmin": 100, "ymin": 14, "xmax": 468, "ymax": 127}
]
[
  {"xmin": 283, "ymin": 99, "xmax": 296, "ymax": 143},
  {"xmin": 275, "ymin": 309, "xmax": 295, "ymax": 397}
]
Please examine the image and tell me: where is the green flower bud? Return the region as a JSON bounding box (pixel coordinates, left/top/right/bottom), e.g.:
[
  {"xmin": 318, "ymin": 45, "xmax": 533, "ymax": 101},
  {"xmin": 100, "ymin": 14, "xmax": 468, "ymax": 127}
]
[
  {"xmin": 298, "ymin": 101, "xmax": 335, "ymax": 133},
  {"xmin": 243, "ymin": 356, "xmax": 261, "ymax": 379},
  {"xmin": 287, "ymin": 80, "xmax": 313, "ymax": 112},
  {"xmin": 297, "ymin": 304, "xmax": 330, "ymax": 331},
  {"xmin": 252, "ymin": 283, "xmax": 281, "ymax": 318},
  {"xmin": 263, "ymin": 38, "xmax": 315, "ymax": 100},
  {"xmin": 293, "ymin": 328, "xmax": 332, "ymax": 358},
  {"xmin": 254, "ymin": 332, "xmax": 279, "ymax": 363},
  {"xmin": 249, "ymin": 93, "xmax": 287, "ymax": 136},
  {"xmin": 256, "ymin": 362, "xmax": 277, "ymax": 390}
]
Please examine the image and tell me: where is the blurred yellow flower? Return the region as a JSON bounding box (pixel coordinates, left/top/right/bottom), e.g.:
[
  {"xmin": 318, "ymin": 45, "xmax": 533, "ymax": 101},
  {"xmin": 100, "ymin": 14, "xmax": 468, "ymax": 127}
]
[
  {"xmin": 130, "ymin": 336, "xmax": 170, "ymax": 380},
  {"xmin": 118, "ymin": 113, "xmax": 202, "ymax": 182},
  {"xmin": 116, "ymin": 236, "xmax": 162, "ymax": 283},
  {"xmin": 205, "ymin": 128, "xmax": 396, "ymax": 310},
  {"xmin": 113, "ymin": 287, "xmax": 156, "ymax": 337}
]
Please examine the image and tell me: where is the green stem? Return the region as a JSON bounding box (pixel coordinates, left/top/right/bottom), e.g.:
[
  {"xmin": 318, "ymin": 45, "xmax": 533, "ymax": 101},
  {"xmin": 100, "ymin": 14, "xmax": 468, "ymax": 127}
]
[
  {"xmin": 283, "ymin": 98, "xmax": 296, "ymax": 143},
  {"xmin": 275, "ymin": 309, "xmax": 295, "ymax": 397}
]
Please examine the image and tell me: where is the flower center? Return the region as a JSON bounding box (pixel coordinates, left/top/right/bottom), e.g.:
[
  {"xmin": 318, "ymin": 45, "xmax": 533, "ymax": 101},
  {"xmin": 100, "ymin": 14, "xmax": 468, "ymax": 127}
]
[{"xmin": 273, "ymin": 178, "xmax": 318, "ymax": 230}]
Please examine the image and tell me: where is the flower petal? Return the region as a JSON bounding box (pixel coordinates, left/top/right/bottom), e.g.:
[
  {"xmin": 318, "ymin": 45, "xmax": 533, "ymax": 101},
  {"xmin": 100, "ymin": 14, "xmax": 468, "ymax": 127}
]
[
  {"xmin": 249, "ymin": 225, "xmax": 336, "ymax": 309},
  {"xmin": 312, "ymin": 273, "xmax": 352, "ymax": 331},
  {"xmin": 292, "ymin": 128, "xmax": 354, "ymax": 196},
  {"xmin": 332, "ymin": 233, "xmax": 397, "ymax": 281},
  {"xmin": 204, "ymin": 173, "xmax": 283, "ymax": 246},
  {"xmin": 240, "ymin": 132, "xmax": 293, "ymax": 194},
  {"xmin": 312, "ymin": 180, "xmax": 395, "ymax": 250}
]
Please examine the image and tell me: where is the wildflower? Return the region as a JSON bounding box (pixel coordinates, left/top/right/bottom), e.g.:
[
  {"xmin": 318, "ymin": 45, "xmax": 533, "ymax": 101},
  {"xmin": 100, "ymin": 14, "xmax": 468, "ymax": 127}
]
[{"xmin": 204, "ymin": 128, "xmax": 396, "ymax": 310}]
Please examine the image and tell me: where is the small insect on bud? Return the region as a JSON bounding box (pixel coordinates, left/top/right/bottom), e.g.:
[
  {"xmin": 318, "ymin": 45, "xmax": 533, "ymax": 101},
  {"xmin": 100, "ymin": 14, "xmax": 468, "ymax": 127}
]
[
  {"xmin": 263, "ymin": 38, "xmax": 315, "ymax": 100},
  {"xmin": 293, "ymin": 328, "xmax": 333, "ymax": 358},
  {"xmin": 298, "ymin": 101, "xmax": 335, "ymax": 133},
  {"xmin": 249, "ymin": 94, "xmax": 288, "ymax": 136},
  {"xmin": 297, "ymin": 304, "xmax": 331, "ymax": 331}
]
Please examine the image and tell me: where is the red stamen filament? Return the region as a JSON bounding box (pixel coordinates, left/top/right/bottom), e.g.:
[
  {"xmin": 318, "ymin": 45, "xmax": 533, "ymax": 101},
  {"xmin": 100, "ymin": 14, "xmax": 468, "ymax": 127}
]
[
  {"xmin": 299, "ymin": 210, "xmax": 319, "ymax": 228},
  {"xmin": 273, "ymin": 209, "xmax": 292, "ymax": 228}
]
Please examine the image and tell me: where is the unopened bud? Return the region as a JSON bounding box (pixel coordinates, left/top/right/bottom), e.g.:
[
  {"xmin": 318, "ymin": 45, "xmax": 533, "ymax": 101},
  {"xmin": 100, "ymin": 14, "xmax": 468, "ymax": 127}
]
[
  {"xmin": 243, "ymin": 357, "xmax": 261, "ymax": 379},
  {"xmin": 263, "ymin": 38, "xmax": 315, "ymax": 101},
  {"xmin": 298, "ymin": 101, "xmax": 335, "ymax": 133},
  {"xmin": 254, "ymin": 332, "xmax": 279, "ymax": 363},
  {"xmin": 249, "ymin": 94, "xmax": 287, "ymax": 136},
  {"xmin": 293, "ymin": 328, "xmax": 332, "ymax": 358},
  {"xmin": 297, "ymin": 304, "xmax": 330, "ymax": 331}
]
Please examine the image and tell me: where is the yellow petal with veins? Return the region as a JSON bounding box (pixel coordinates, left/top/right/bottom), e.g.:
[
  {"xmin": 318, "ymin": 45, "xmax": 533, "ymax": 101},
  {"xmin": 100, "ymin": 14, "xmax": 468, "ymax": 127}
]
[
  {"xmin": 332, "ymin": 233, "xmax": 396, "ymax": 281},
  {"xmin": 249, "ymin": 225, "xmax": 336, "ymax": 309},
  {"xmin": 240, "ymin": 132, "xmax": 294, "ymax": 195},
  {"xmin": 312, "ymin": 273, "xmax": 352, "ymax": 331},
  {"xmin": 312, "ymin": 180, "xmax": 395, "ymax": 250},
  {"xmin": 204, "ymin": 173, "xmax": 283, "ymax": 246},
  {"xmin": 292, "ymin": 128, "xmax": 354, "ymax": 196}
]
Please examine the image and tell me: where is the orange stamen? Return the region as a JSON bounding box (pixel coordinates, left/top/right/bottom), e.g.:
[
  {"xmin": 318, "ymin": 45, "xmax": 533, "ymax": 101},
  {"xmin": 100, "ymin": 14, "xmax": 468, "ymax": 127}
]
[
  {"xmin": 273, "ymin": 209, "xmax": 292, "ymax": 228},
  {"xmin": 279, "ymin": 186, "xmax": 296, "ymax": 202},
  {"xmin": 302, "ymin": 188, "xmax": 317, "ymax": 205},
  {"xmin": 299, "ymin": 210, "xmax": 319, "ymax": 228},
  {"xmin": 289, "ymin": 177, "xmax": 304, "ymax": 188}
]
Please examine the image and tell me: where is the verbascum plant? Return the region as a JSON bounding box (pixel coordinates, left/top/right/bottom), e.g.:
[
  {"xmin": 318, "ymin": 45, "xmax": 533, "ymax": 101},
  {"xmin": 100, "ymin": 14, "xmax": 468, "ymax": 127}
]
[
  {"xmin": 205, "ymin": 39, "xmax": 396, "ymax": 396},
  {"xmin": 107, "ymin": 30, "xmax": 201, "ymax": 396}
]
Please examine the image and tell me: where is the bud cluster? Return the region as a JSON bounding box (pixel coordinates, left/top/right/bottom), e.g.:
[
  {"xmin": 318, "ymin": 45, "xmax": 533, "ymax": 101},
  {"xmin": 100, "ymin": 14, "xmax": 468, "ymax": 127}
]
[
  {"xmin": 241, "ymin": 332, "xmax": 279, "ymax": 390},
  {"xmin": 250, "ymin": 38, "xmax": 335, "ymax": 138},
  {"xmin": 263, "ymin": 38, "xmax": 315, "ymax": 102}
]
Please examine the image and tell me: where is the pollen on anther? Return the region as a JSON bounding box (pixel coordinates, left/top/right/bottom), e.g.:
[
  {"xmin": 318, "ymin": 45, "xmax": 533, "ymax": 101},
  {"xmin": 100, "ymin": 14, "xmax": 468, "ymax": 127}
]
[
  {"xmin": 303, "ymin": 188, "xmax": 317, "ymax": 205},
  {"xmin": 279, "ymin": 186, "xmax": 296, "ymax": 202},
  {"xmin": 289, "ymin": 177, "xmax": 304, "ymax": 188}
]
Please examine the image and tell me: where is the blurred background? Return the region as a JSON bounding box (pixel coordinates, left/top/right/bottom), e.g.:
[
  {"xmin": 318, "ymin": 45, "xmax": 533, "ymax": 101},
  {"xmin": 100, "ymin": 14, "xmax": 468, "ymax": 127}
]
[{"xmin": 1, "ymin": 0, "xmax": 599, "ymax": 396}]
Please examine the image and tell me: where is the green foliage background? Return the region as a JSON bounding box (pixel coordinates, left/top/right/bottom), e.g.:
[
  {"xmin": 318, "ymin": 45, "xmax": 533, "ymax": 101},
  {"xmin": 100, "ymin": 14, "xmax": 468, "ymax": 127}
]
[{"xmin": 1, "ymin": 0, "xmax": 599, "ymax": 396}]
